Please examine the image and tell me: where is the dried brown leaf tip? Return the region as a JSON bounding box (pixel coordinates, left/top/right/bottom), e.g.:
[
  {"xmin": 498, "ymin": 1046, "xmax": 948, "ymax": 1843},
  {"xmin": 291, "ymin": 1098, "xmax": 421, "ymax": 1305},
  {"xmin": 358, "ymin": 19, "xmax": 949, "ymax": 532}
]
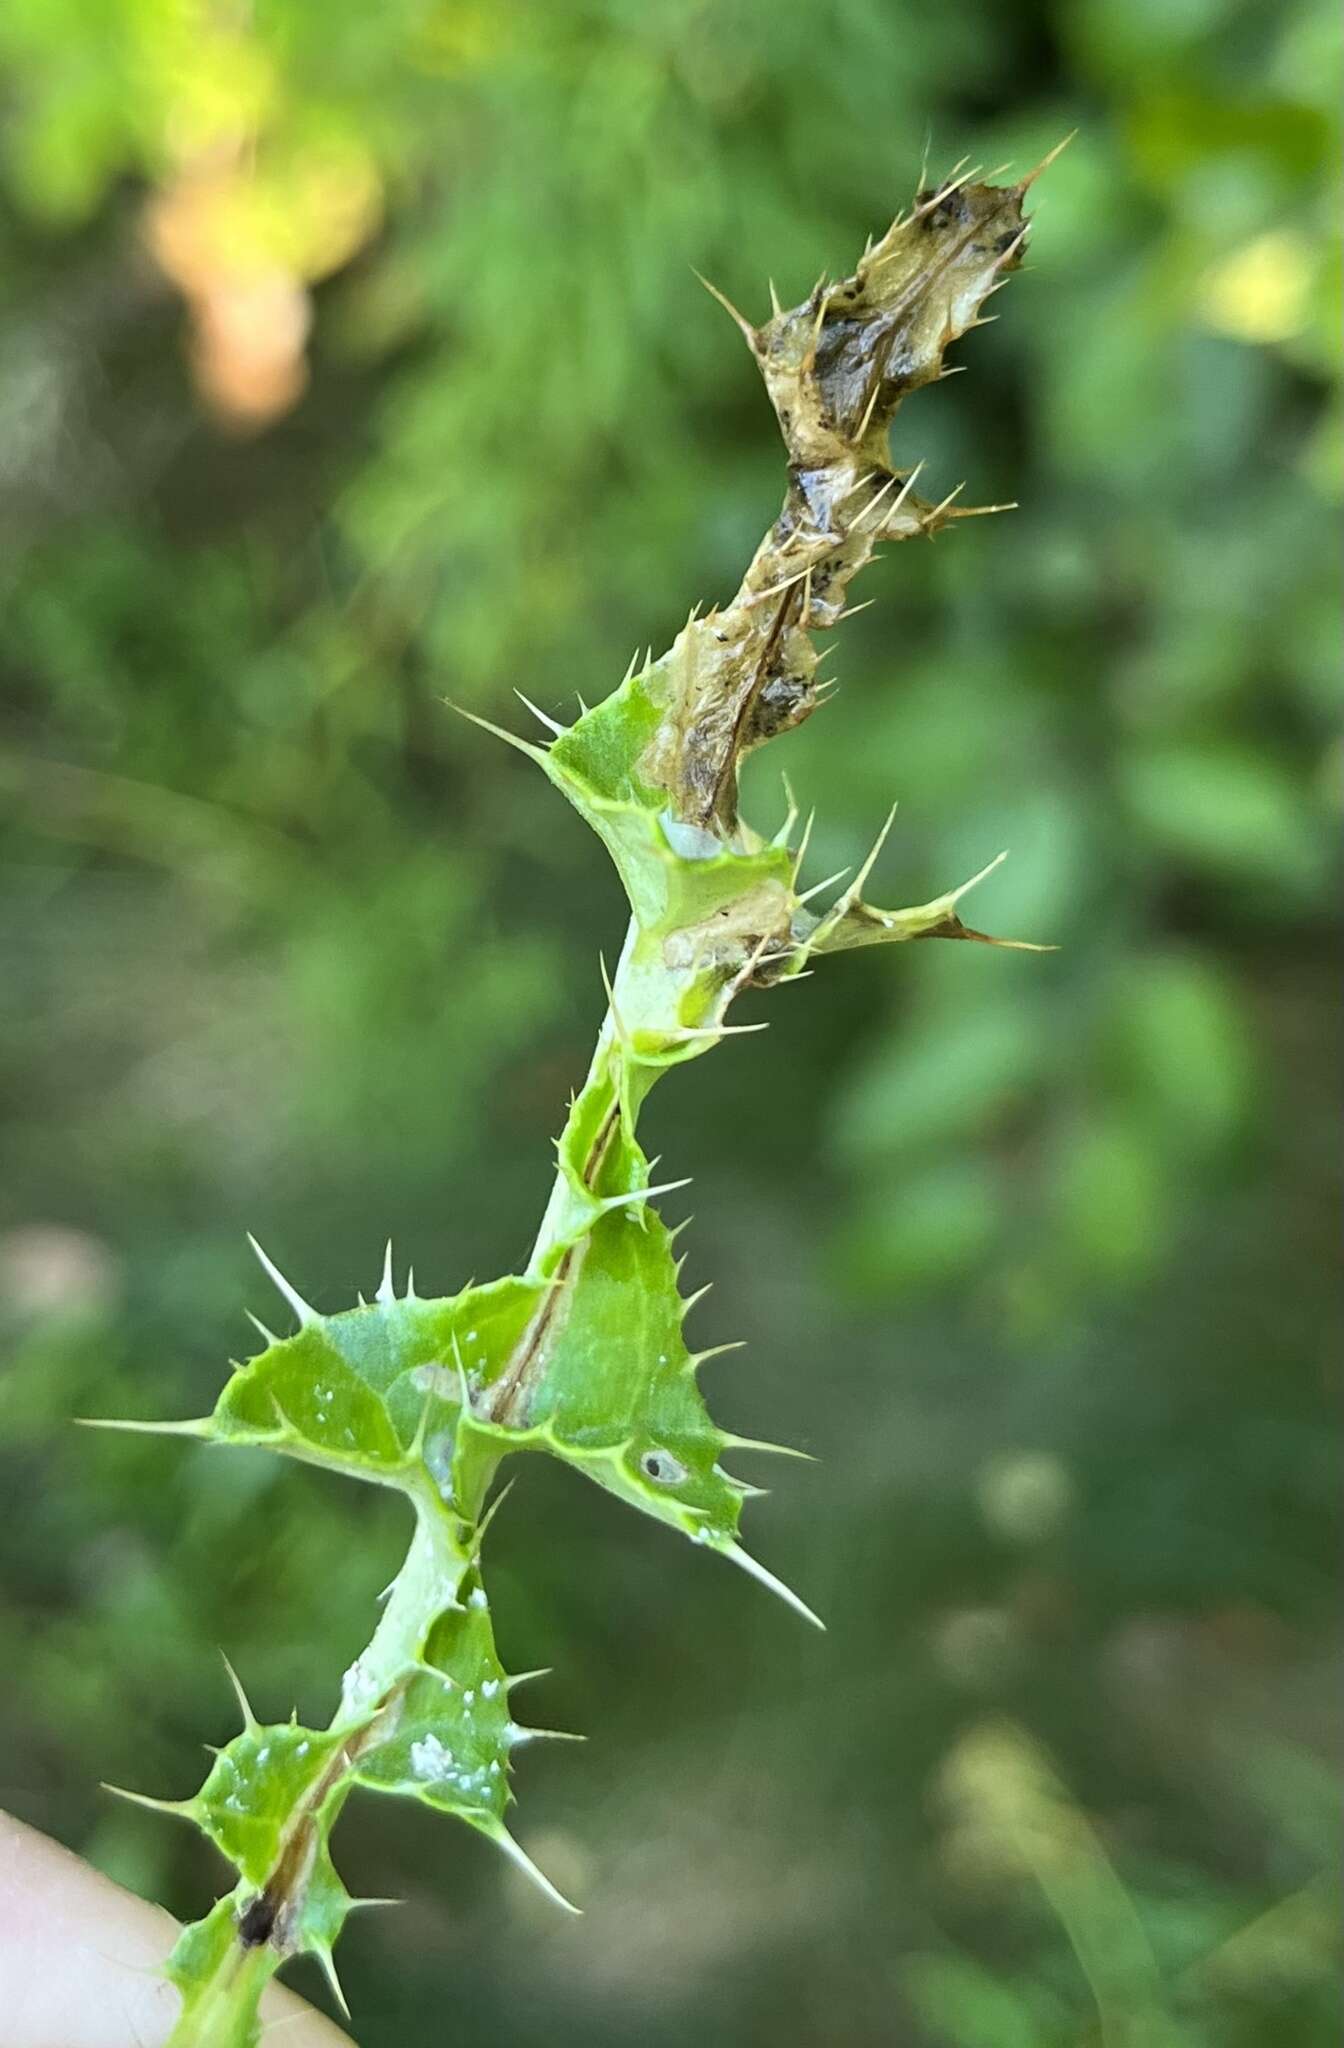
[{"xmin": 638, "ymin": 151, "xmax": 1064, "ymax": 838}]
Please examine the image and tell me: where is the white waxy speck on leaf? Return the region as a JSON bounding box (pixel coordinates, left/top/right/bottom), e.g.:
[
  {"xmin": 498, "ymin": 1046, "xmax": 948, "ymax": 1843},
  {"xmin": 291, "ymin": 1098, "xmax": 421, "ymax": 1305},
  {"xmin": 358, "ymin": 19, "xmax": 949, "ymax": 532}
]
[{"xmin": 410, "ymin": 1733, "xmax": 453, "ymax": 1781}]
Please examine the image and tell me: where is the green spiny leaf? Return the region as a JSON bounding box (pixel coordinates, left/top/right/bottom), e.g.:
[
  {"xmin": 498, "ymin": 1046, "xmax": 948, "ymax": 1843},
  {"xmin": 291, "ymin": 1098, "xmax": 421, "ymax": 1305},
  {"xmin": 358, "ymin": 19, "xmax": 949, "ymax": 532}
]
[
  {"xmin": 191, "ymin": 1723, "xmax": 351, "ymax": 1886},
  {"xmin": 473, "ymin": 679, "xmax": 798, "ymax": 949},
  {"xmin": 353, "ymin": 1588, "xmax": 517, "ymax": 1822},
  {"xmin": 211, "ymin": 1267, "xmax": 544, "ymax": 1498},
  {"xmin": 797, "ymin": 847, "xmax": 1053, "ymax": 959}
]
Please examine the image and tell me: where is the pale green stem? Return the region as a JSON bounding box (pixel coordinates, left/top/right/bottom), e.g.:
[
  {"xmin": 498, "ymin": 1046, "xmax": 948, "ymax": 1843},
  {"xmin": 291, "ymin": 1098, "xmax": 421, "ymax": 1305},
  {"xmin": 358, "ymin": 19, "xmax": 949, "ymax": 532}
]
[
  {"xmin": 166, "ymin": 1936, "xmax": 280, "ymax": 2048},
  {"xmin": 335, "ymin": 1485, "xmax": 475, "ymax": 1721},
  {"xmin": 167, "ymin": 1942, "xmax": 277, "ymax": 2048},
  {"xmin": 527, "ymin": 912, "xmax": 701, "ymax": 1274},
  {"xmin": 527, "ymin": 917, "xmax": 635, "ymax": 1272}
]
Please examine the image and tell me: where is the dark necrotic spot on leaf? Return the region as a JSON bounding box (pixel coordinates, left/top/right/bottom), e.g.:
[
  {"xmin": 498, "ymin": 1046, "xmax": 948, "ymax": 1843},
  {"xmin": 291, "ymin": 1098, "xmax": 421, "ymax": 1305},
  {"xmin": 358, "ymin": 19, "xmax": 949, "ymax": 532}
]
[{"xmin": 237, "ymin": 1892, "xmax": 278, "ymax": 1948}]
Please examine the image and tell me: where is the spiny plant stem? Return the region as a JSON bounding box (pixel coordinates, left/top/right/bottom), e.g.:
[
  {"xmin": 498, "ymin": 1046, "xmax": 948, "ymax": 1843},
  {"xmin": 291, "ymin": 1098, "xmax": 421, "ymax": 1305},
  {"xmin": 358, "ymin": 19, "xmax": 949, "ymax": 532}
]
[
  {"xmin": 91, "ymin": 148, "xmax": 1062, "ymax": 2046},
  {"xmin": 167, "ymin": 1942, "xmax": 275, "ymax": 2048}
]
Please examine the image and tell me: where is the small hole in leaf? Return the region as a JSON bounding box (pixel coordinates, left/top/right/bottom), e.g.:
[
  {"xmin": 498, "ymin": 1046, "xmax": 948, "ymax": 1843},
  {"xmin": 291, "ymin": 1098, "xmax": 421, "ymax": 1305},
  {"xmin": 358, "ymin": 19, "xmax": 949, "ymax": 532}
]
[{"xmin": 640, "ymin": 1447, "xmax": 687, "ymax": 1486}]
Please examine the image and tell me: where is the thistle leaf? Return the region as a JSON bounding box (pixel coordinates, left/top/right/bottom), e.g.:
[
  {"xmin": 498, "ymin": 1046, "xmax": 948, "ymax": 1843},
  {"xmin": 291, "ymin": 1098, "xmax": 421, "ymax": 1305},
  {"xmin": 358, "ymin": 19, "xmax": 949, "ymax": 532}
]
[
  {"xmin": 600, "ymin": 173, "xmax": 1032, "ymax": 836},
  {"xmin": 526, "ymin": 685, "xmax": 797, "ymax": 950},
  {"xmin": 464, "ymin": 1211, "xmax": 752, "ymax": 1549},
  {"xmin": 207, "ymin": 1277, "xmax": 544, "ymax": 1498},
  {"xmin": 799, "ymin": 848, "xmax": 1054, "ymax": 957},
  {"xmin": 188, "ymin": 1723, "xmax": 352, "ymax": 1886},
  {"xmin": 352, "ymin": 1594, "xmax": 521, "ymax": 1827}
]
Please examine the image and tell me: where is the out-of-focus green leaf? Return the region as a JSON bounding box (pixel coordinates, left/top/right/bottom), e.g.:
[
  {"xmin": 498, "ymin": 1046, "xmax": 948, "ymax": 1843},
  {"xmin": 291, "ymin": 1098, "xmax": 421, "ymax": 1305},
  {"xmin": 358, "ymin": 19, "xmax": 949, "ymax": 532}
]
[
  {"xmin": 1054, "ymin": 1113, "xmax": 1170, "ymax": 1280},
  {"xmin": 1120, "ymin": 743, "xmax": 1328, "ymax": 892},
  {"xmin": 904, "ymin": 1951, "xmax": 1049, "ymax": 2048},
  {"xmin": 832, "ymin": 1005, "xmax": 1044, "ymax": 1161},
  {"xmin": 839, "ymin": 1157, "xmax": 999, "ymax": 1297},
  {"xmin": 1108, "ymin": 952, "xmax": 1254, "ymax": 1150}
]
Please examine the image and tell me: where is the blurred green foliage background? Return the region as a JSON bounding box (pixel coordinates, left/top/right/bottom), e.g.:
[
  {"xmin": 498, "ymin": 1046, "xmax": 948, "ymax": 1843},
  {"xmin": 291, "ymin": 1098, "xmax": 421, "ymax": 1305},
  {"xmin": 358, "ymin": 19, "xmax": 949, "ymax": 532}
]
[{"xmin": 1, "ymin": 2, "xmax": 1339, "ymax": 2043}]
